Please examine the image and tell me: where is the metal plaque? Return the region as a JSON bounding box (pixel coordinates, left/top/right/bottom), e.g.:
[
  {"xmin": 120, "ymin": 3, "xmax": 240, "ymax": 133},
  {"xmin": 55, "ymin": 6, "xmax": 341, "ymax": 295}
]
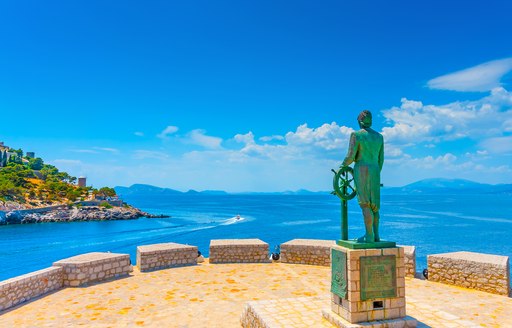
[
  {"xmin": 330, "ymin": 248, "xmax": 347, "ymax": 299},
  {"xmin": 360, "ymin": 255, "xmax": 397, "ymax": 300}
]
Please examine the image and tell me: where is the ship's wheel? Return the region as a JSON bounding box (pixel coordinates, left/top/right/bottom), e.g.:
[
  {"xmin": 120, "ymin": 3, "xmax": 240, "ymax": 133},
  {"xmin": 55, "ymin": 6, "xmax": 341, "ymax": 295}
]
[{"xmin": 332, "ymin": 166, "xmax": 357, "ymax": 201}]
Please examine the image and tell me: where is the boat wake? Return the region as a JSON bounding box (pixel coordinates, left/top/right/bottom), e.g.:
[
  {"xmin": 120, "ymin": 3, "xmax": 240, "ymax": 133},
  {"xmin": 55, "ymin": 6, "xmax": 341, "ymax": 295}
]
[{"xmin": 220, "ymin": 215, "xmax": 246, "ymax": 226}]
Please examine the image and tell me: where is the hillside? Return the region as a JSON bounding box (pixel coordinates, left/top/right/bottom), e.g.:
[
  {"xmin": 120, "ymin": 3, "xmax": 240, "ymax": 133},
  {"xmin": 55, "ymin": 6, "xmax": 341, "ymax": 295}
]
[{"xmin": 0, "ymin": 144, "xmax": 115, "ymax": 209}]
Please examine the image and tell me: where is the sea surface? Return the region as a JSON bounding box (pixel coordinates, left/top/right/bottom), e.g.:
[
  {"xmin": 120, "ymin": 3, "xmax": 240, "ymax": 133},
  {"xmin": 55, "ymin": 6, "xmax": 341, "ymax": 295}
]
[{"xmin": 0, "ymin": 193, "xmax": 511, "ymax": 281}]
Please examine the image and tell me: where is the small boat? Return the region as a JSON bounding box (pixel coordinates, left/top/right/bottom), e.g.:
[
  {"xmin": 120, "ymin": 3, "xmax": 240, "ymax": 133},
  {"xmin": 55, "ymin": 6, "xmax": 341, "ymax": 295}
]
[{"xmin": 235, "ymin": 214, "xmax": 241, "ymax": 220}]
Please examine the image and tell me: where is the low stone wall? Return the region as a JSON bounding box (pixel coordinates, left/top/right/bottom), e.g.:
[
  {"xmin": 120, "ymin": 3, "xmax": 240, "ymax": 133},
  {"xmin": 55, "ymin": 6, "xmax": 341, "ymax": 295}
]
[
  {"xmin": 53, "ymin": 252, "xmax": 132, "ymax": 287},
  {"xmin": 400, "ymin": 245, "xmax": 416, "ymax": 278},
  {"xmin": 428, "ymin": 251, "xmax": 510, "ymax": 296},
  {"xmin": 280, "ymin": 239, "xmax": 335, "ymax": 266},
  {"xmin": 209, "ymin": 239, "xmax": 271, "ymax": 264},
  {"xmin": 137, "ymin": 243, "xmax": 197, "ymax": 272},
  {"xmin": 0, "ymin": 266, "xmax": 63, "ymax": 311}
]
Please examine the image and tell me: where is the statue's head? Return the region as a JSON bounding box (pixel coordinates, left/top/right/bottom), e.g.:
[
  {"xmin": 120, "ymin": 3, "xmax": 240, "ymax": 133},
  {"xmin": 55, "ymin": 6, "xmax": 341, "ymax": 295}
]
[{"xmin": 357, "ymin": 110, "xmax": 372, "ymax": 128}]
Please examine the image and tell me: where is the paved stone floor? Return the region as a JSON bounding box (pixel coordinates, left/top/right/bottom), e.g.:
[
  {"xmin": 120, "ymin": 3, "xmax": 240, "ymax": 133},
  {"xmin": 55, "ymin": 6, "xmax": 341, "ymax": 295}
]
[{"xmin": 0, "ymin": 261, "xmax": 510, "ymax": 327}]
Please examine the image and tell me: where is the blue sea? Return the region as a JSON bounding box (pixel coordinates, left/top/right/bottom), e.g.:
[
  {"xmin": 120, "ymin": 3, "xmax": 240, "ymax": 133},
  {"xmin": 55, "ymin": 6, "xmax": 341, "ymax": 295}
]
[{"xmin": 0, "ymin": 193, "xmax": 511, "ymax": 281}]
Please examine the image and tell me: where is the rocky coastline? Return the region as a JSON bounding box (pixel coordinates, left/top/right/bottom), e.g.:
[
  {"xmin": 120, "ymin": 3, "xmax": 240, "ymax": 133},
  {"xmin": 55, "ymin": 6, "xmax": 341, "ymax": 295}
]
[{"xmin": 0, "ymin": 205, "xmax": 170, "ymax": 225}]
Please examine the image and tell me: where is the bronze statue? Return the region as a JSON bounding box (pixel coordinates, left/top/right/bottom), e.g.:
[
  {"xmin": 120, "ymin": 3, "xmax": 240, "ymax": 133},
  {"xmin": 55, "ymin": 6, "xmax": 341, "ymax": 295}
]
[{"xmin": 342, "ymin": 110, "xmax": 384, "ymax": 243}]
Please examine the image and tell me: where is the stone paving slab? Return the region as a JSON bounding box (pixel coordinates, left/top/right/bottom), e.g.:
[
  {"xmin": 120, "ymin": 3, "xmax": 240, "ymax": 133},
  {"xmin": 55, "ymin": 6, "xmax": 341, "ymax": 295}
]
[
  {"xmin": 0, "ymin": 261, "xmax": 510, "ymax": 327},
  {"xmin": 210, "ymin": 239, "xmax": 267, "ymax": 246},
  {"xmin": 53, "ymin": 252, "xmax": 128, "ymax": 266}
]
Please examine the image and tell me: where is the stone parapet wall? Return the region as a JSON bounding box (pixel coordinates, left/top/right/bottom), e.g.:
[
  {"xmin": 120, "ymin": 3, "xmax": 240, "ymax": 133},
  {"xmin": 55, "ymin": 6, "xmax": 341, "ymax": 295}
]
[
  {"xmin": 428, "ymin": 251, "xmax": 510, "ymax": 296},
  {"xmin": 53, "ymin": 252, "xmax": 132, "ymax": 287},
  {"xmin": 280, "ymin": 239, "xmax": 335, "ymax": 266},
  {"xmin": 400, "ymin": 245, "xmax": 416, "ymax": 278},
  {"xmin": 210, "ymin": 239, "xmax": 270, "ymax": 264},
  {"xmin": 137, "ymin": 243, "xmax": 197, "ymax": 272},
  {"xmin": 0, "ymin": 266, "xmax": 63, "ymax": 311}
]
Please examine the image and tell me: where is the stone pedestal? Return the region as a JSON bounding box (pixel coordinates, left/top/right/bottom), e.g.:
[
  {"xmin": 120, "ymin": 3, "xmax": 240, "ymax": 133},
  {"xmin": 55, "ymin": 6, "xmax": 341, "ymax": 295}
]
[{"xmin": 323, "ymin": 245, "xmax": 417, "ymax": 328}]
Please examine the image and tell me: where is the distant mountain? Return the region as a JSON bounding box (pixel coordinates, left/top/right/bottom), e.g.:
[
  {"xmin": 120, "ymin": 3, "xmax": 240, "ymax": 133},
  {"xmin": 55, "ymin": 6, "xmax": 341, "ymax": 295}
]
[
  {"xmin": 239, "ymin": 189, "xmax": 329, "ymax": 195},
  {"xmin": 383, "ymin": 178, "xmax": 512, "ymax": 195},
  {"xmin": 115, "ymin": 184, "xmax": 228, "ymax": 196},
  {"xmin": 116, "ymin": 178, "xmax": 512, "ymax": 197},
  {"xmin": 115, "ymin": 184, "xmax": 182, "ymax": 196}
]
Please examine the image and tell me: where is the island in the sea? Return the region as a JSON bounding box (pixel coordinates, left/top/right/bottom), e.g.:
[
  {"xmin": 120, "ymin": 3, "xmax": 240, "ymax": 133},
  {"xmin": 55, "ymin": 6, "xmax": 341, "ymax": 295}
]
[{"xmin": 0, "ymin": 142, "xmax": 167, "ymax": 225}]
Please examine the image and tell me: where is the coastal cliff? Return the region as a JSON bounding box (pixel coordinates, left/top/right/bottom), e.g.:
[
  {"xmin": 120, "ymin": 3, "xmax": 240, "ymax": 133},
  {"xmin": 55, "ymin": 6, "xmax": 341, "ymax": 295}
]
[{"xmin": 0, "ymin": 205, "xmax": 166, "ymax": 225}]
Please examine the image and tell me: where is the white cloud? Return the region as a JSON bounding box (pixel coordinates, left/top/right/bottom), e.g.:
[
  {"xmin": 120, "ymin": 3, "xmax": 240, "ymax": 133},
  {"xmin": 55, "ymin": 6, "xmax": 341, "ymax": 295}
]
[
  {"xmin": 285, "ymin": 122, "xmax": 354, "ymax": 152},
  {"xmin": 479, "ymin": 136, "xmax": 512, "ymax": 154},
  {"xmin": 259, "ymin": 135, "xmax": 285, "ymax": 142},
  {"xmin": 427, "ymin": 57, "xmax": 512, "ymax": 92},
  {"xmin": 382, "ymin": 88, "xmax": 512, "ymax": 145},
  {"xmin": 187, "ymin": 129, "xmax": 223, "ymax": 149},
  {"xmin": 157, "ymin": 125, "xmax": 179, "ymax": 139},
  {"xmin": 58, "ymin": 88, "xmax": 512, "ymax": 190},
  {"xmin": 134, "ymin": 131, "xmax": 144, "ymax": 137},
  {"xmin": 69, "ymin": 147, "xmax": 119, "ymax": 154},
  {"xmin": 132, "ymin": 150, "xmax": 170, "ymax": 161},
  {"xmin": 93, "ymin": 147, "xmax": 119, "ymax": 154},
  {"xmin": 69, "ymin": 149, "xmax": 97, "ymax": 154},
  {"xmin": 51, "ymin": 159, "xmax": 82, "ymax": 165},
  {"xmin": 234, "ymin": 132, "xmax": 256, "ymax": 145}
]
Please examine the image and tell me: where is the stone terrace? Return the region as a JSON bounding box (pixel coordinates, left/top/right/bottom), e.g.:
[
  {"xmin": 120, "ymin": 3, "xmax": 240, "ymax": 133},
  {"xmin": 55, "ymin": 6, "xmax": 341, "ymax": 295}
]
[{"xmin": 0, "ymin": 261, "xmax": 511, "ymax": 328}]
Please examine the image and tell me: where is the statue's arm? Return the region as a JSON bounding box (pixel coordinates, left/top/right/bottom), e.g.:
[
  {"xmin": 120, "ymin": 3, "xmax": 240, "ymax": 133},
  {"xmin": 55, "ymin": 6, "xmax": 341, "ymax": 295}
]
[
  {"xmin": 342, "ymin": 132, "xmax": 357, "ymax": 167},
  {"xmin": 378, "ymin": 140, "xmax": 384, "ymax": 171}
]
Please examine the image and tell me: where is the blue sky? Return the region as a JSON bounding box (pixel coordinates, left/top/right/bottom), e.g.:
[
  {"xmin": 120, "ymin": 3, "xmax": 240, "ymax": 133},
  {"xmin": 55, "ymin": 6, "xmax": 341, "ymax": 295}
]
[{"xmin": 1, "ymin": 1, "xmax": 511, "ymax": 191}]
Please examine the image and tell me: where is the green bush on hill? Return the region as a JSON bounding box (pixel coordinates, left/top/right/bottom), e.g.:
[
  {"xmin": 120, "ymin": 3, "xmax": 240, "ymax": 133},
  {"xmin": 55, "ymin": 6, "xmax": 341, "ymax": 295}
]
[{"xmin": 0, "ymin": 147, "xmax": 115, "ymax": 205}]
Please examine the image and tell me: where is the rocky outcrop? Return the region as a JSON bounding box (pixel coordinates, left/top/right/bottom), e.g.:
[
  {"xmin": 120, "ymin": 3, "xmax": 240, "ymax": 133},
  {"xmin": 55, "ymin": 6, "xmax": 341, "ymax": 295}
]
[{"xmin": 0, "ymin": 206, "xmax": 165, "ymax": 225}]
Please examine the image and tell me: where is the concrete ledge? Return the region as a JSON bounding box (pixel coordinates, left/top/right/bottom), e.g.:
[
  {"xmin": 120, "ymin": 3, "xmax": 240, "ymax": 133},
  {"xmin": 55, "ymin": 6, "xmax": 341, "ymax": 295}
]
[
  {"xmin": 137, "ymin": 242, "xmax": 198, "ymax": 272},
  {"xmin": 209, "ymin": 239, "xmax": 270, "ymax": 264},
  {"xmin": 53, "ymin": 252, "xmax": 132, "ymax": 287},
  {"xmin": 280, "ymin": 239, "xmax": 335, "ymax": 266},
  {"xmin": 0, "ymin": 266, "xmax": 63, "ymax": 312},
  {"xmin": 399, "ymin": 245, "xmax": 416, "ymax": 278},
  {"xmin": 428, "ymin": 251, "xmax": 510, "ymax": 296}
]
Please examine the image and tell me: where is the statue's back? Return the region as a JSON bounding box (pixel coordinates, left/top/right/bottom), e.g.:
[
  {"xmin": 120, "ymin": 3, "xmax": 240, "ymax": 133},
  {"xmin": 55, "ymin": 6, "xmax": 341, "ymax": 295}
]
[{"xmin": 354, "ymin": 128, "xmax": 383, "ymax": 166}]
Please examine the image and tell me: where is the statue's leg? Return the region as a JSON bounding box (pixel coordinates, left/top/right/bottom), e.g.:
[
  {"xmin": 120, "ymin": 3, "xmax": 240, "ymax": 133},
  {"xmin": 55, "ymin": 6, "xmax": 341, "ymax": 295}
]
[
  {"xmin": 373, "ymin": 210, "xmax": 380, "ymax": 242},
  {"xmin": 357, "ymin": 206, "xmax": 375, "ymax": 243}
]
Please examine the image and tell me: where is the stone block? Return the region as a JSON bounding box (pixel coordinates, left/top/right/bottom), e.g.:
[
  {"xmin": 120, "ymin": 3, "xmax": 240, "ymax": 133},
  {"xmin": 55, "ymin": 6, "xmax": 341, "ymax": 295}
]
[
  {"xmin": 280, "ymin": 239, "xmax": 335, "ymax": 266},
  {"xmin": 54, "ymin": 252, "xmax": 131, "ymax": 286},
  {"xmin": 209, "ymin": 239, "xmax": 271, "ymax": 264},
  {"xmin": 427, "ymin": 251, "xmax": 510, "ymax": 296},
  {"xmin": 136, "ymin": 242, "xmax": 198, "ymax": 272},
  {"xmin": 0, "ymin": 267, "xmax": 63, "ymax": 312}
]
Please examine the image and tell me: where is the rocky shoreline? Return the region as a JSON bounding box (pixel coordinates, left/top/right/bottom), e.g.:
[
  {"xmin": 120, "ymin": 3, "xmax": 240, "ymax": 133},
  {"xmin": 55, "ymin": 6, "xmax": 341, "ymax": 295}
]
[{"xmin": 0, "ymin": 206, "xmax": 170, "ymax": 225}]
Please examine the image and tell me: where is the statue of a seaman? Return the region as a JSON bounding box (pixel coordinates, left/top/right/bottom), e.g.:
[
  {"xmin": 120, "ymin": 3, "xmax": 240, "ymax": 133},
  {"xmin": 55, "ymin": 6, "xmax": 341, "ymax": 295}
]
[{"xmin": 341, "ymin": 110, "xmax": 384, "ymax": 243}]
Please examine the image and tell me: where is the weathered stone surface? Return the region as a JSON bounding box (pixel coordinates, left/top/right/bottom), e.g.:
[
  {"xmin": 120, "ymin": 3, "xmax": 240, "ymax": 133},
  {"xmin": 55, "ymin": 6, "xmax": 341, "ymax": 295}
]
[
  {"xmin": 136, "ymin": 242, "xmax": 198, "ymax": 272},
  {"xmin": 209, "ymin": 239, "xmax": 271, "ymax": 264},
  {"xmin": 427, "ymin": 251, "xmax": 510, "ymax": 296},
  {"xmin": 280, "ymin": 239, "xmax": 335, "ymax": 266},
  {"xmin": 399, "ymin": 245, "xmax": 416, "ymax": 278},
  {"xmin": 330, "ymin": 245, "xmax": 407, "ymax": 324},
  {"xmin": 0, "ymin": 267, "xmax": 63, "ymax": 312},
  {"xmin": 53, "ymin": 252, "xmax": 132, "ymax": 287}
]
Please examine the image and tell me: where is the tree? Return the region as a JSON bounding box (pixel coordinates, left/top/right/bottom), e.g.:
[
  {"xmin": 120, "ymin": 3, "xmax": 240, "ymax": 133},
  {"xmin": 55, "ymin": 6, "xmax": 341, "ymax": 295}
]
[
  {"xmin": 93, "ymin": 187, "xmax": 117, "ymax": 199},
  {"xmin": 28, "ymin": 157, "xmax": 44, "ymax": 170}
]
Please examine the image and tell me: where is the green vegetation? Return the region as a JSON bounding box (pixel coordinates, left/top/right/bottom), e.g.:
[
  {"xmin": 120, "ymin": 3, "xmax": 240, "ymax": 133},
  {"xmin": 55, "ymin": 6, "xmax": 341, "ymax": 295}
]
[
  {"xmin": 0, "ymin": 147, "xmax": 116, "ymax": 206},
  {"xmin": 99, "ymin": 201, "xmax": 113, "ymax": 209}
]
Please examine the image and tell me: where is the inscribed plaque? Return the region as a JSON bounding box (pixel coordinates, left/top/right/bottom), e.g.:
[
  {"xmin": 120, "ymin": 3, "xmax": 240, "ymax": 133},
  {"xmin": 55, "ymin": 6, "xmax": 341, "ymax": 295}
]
[
  {"xmin": 360, "ymin": 255, "xmax": 396, "ymax": 300},
  {"xmin": 330, "ymin": 248, "xmax": 347, "ymax": 299}
]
